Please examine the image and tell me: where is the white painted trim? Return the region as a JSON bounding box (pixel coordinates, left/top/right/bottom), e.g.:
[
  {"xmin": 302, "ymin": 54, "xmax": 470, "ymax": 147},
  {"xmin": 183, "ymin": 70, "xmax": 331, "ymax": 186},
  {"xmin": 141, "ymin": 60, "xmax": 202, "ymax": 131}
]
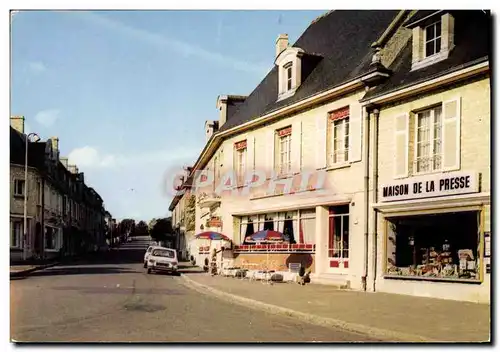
[
  {"xmin": 10, "ymin": 214, "xmax": 34, "ymax": 219},
  {"xmin": 232, "ymin": 193, "xmax": 352, "ymax": 216},
  {"xmin": 362, "ymin": 61, "xmax": 489, "ymax": 106},
  {"xmin": 372, "ymin": 192, "xmax": 490, "ymax": 212}
]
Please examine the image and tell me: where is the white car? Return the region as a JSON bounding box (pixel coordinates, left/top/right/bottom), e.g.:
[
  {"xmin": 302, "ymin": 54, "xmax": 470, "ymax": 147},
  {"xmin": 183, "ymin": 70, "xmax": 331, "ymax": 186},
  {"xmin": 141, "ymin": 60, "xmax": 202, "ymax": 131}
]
[
  {"xmin": 144, "ymin": 245, "xmax": 162, "ymax": 268},
  {"xmin": 146, "ymin": 248, "xmax": 179, "ymax": 275}
]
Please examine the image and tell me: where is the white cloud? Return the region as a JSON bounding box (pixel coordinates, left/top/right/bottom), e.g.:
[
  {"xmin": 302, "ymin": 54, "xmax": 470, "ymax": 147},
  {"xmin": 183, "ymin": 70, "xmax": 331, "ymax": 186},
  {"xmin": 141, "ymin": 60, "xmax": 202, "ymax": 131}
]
[
  {"xmin": 67, "ymin": 145, "xmax": 199, "ymax": 169},
  {"xmin": 34, "ymin": 109, "xmax": 61, "ymax": 127},
  {"xmin": 71, "ymin": 11, "xmax": 268, "ymax": 74},
  {"xmin": 28, "ymin": 61, "xmax": 47, "ymax": 73}
]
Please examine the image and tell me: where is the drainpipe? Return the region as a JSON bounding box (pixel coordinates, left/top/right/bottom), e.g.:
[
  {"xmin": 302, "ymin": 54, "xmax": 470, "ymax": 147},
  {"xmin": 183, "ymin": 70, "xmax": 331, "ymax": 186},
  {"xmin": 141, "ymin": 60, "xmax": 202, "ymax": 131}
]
[
  {"xmin": 371, "ymin": 108, "xmax": 380, "ymax": 292},
  {"xmin": 362, "ymin": 106, "xmax": 371, "ymax": 291}
]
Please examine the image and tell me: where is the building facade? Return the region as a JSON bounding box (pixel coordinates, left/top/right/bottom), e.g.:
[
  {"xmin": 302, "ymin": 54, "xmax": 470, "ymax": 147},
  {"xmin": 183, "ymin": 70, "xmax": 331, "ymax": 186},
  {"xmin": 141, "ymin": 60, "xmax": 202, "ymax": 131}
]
[
  {"xmin": 174, "ymin": 10, "xmax": 491, "ymax": 302},
  {"xmin": 10, "ymin": 116, "xmax": 108, "ymax": 261}
]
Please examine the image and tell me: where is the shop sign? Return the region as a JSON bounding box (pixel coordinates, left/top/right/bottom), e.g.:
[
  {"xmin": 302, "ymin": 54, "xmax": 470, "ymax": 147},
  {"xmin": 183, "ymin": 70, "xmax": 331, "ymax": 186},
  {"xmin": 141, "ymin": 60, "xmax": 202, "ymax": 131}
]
[
  {"xmin": 380, "ymin": 171, "xmax": 480, "ymax": 202},
  {"xmin": 206, "ymin": 217, "xmax": 222, "ymax": 228}
]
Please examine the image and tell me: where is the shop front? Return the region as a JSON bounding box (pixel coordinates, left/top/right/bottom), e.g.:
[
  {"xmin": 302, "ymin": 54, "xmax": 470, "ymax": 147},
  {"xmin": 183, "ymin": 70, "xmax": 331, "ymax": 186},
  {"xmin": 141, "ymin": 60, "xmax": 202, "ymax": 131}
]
[{"xmin": 374, "ymin": 171, "xmax": 490, "ymax": 303}]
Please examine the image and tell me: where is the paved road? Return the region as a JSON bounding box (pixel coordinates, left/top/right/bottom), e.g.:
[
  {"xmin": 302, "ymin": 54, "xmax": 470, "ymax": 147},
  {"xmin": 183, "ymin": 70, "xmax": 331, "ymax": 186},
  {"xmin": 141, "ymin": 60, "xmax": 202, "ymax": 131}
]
[{"xmin": 10, "ymin": 236, "xmax": 377, "ymax": 343}]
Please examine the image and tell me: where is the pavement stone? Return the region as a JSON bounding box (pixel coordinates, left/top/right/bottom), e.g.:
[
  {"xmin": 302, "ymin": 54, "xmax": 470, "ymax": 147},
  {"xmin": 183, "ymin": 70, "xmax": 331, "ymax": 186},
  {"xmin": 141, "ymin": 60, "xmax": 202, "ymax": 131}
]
[{"xmin": 181, "ymin": 272, "xmax": 491, "ymax": 343}]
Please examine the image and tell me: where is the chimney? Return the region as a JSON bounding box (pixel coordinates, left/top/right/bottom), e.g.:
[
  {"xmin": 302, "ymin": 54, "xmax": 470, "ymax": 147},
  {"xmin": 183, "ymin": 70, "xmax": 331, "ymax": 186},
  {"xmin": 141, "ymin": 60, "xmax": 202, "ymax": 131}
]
[
  {"xmin": 68, "ymin": 164, "xmax": 79, "ymax": 174},
  {"xmin": 276, "ymin": 34, "xmax": 289, "ymax": 58},
  {"xmin": 49, "ymin": 136, "xmax": 59, "ymax": 151},
  {"xmin": 216, "ymin": 95, "xmax": 228, "ymax": 126},
  {"xmin": 60, "ymin": 157, "xmax": 69, "ymax": 168},
  {"xmin": 10, "ymin": 116, "xmax": 25, "ymax": 134},
  {"xmin": 204, "ymin": 120, "xmax": 218, "ymax": 142}
]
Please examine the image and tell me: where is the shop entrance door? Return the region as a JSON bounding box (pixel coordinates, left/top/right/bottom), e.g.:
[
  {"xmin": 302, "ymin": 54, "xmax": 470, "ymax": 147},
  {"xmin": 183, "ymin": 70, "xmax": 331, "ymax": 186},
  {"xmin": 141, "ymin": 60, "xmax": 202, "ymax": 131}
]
[{"xmin": 327, "ymin": 205, "xmax": 350, "ymax": 273}]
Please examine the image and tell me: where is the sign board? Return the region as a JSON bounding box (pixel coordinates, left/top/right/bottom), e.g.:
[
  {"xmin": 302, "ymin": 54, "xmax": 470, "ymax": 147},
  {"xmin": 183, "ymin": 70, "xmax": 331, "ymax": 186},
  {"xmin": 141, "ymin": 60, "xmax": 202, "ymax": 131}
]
[{"xmin": 380, "ymin": 171, "xmax": 480, "ymax": 202}]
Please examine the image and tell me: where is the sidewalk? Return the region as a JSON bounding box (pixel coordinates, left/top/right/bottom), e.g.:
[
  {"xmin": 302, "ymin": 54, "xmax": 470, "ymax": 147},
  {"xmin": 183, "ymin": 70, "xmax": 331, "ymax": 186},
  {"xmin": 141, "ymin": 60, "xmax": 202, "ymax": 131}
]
[
  {"xmin": 181, "ymin": 272, "xmax": 490, "ymax": 342},
  {"xmin": 10, "ymin": 261, "xmax": 60, "ymax": 277}
]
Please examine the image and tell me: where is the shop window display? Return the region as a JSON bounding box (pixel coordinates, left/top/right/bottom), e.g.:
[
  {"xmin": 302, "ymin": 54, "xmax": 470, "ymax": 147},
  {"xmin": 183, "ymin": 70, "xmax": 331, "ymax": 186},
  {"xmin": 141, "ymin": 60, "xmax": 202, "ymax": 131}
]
[{"xmin": 386, "ymin": 211, "xmax": 481, "ymax": 281}]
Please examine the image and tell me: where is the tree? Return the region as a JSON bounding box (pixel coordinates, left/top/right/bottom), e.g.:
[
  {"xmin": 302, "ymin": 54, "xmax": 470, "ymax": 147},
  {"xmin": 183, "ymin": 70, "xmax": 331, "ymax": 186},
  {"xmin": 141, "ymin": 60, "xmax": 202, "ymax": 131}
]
[
  {"xmin": 185, "ymin": 194, "xmax": 196, "ymax": 232},
  {"xmin": 118, "ymin": 219, "xmax": 136, "ymax": 236},
  {"xmin": 149, "ymin": 217, "xmax": 173, "ymax": 242},
  {"xmin": 135, "ymin": 220, "xmax": 149, "ymax": 237}
]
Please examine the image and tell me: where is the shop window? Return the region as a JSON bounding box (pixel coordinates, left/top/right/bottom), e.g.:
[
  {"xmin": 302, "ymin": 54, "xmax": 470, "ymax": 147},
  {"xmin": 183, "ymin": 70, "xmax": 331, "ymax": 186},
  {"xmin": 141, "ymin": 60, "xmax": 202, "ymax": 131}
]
[
  {"xmin": 386, "ymin": 211, "xmax": 480, "ymax": 281},
  {"xmin": 328, "ymin": 205, "xmax": 349, "ymax": 259},
  {"xmin": 239, "ymin": 209, "xmax": 316, "ymax": 245}
]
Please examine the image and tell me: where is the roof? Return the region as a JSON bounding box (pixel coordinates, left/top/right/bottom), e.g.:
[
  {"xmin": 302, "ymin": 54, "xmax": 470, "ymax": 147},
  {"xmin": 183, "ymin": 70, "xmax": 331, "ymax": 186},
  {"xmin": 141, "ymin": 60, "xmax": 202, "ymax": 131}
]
[
  {"xmin": 217, "ymin": 10, "xmax": 400, "ymax": 133},
  {"xmin": 363, "ymin": 10, "xmax": 491, "ymax": 101}
]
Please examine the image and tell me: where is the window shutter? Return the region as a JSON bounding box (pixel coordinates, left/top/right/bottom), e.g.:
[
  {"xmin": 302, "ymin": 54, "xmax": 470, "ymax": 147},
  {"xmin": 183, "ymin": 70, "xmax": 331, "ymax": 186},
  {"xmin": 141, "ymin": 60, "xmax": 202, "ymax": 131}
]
[
  {"xmin": 394, "ymin": 113, "xmax": 409, "ymax": 178},
  {"xmin": 291, "ymin": 120, "xmax": 302, "ymax": 174},
  {"xmin": 442, "ymin": 97, "xmax": 461, "ymax": 171},
  {"xmin": 245, "ymin": 136, "xmax": 255, "ymax": 184},
  {"xmin": 315, "ymin": 114, "xmax": 327, "ymax": 169},
  {"xmin": 348, "ymin": 104, "xmax": 362, "ymax": 163},
  {"xmin": 266, "ymin": 129, "xmax": 275, "ymax": 178}
]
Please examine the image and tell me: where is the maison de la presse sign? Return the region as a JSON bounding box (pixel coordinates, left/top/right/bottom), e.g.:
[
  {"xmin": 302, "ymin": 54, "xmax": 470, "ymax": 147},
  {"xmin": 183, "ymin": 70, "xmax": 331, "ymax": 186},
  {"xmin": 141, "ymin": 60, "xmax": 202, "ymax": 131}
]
[{"xmin": 380, "ymin": 171, "xmax": 480, "ymax": 202}]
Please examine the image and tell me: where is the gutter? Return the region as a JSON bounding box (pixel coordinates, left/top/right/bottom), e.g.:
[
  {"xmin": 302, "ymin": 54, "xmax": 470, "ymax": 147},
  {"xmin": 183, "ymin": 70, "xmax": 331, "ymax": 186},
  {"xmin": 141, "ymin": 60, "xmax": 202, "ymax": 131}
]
[
  {"xmin": 371, "ymin": 108, "xmax": 380, "ymax": 292},
  {"xmin": 360, "ymin": 59, "xmax": 489, "ymax": 105},
  {"xmin": 362, "ymin": 106, "xmax": 371, "ymax": 291}
]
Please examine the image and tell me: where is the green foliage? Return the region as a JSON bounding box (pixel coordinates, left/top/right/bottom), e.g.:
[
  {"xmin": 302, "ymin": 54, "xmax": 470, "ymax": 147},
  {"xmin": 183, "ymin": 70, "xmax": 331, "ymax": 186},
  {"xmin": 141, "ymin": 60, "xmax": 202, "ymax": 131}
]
[
  {"xmin": 135, "ymin": 220, "xmax": 149, "ymax": 237},
  {"xmin": 149, "ymin": 217, "xmax": 173, "ymax": 242}
]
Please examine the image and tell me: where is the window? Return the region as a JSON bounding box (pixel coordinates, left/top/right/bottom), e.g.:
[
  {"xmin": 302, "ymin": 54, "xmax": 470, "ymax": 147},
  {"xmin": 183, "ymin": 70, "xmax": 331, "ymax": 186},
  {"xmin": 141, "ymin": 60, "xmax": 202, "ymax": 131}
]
[
  {"xmin": 328, "ymin": 205, "xmax": 349, "ymax": 259},
  {"xmin": 45, "ymin": 227, "xmax": 59, "ymax": 250},
  {"xmin": 415, "ymin": 105, "xmax": 442, "ymax": 173},
  {"xmin": 424, "ymin": 21, "xmax": 441, "ymax": 57},
  {"xmin": 11, "ymin": 221, "xmax": 23, "ymax": 248},
  {"xmin": 285, "ymin": 63, "xmax": 293, "ymax": 91},
  {"xmin": 386, "ymin": 211, "xmax": 480, "ymax": 281},
  {"xmin": 328, "ymin": 108, "xmax": 350, "ymax": 165},
  {"xmin": 14, "ymin": 179, "xmax": 25, "ymax": 196},
  {"xmin": 239, "ymin": 209, "xmax": 316, "ymax": 245},
  {"xmin": 276, "ymin": 127, "xmax": 292, "ymax": 176},
  {"xmin": 234, "ymin": 140, "xmax": 247, "ymax": 186}
]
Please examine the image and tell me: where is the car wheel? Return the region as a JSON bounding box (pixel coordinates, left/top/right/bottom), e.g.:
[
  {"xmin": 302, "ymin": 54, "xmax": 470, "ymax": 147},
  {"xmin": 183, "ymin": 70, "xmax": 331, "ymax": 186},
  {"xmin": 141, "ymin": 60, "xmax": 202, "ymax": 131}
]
[
  {"xmin": 143, "ymin": 262, "xmax": 147, "ymax": 268},
  {"xmin": 147, "ymin": 268, "xmax": 152, "ymax": 274}
]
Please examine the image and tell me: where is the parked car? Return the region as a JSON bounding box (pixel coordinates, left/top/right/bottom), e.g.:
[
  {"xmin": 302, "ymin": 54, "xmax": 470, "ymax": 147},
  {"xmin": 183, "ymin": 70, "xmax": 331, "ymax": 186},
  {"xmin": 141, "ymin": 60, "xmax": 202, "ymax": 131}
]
[
  {"xmin": 144, "ymin": 245, "xmax": 162, "ymax": 268},
  {"xmin": 146, "ymin": 248, "xmax": 179, "ymax": 275}
]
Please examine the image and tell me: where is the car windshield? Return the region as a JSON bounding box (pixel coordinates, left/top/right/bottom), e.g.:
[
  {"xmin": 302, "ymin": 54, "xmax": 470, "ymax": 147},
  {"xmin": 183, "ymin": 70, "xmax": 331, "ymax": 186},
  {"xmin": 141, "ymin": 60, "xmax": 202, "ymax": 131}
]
[{"xmin": 152, "ymin": 249, "xmax": 175, "ymax": 258}]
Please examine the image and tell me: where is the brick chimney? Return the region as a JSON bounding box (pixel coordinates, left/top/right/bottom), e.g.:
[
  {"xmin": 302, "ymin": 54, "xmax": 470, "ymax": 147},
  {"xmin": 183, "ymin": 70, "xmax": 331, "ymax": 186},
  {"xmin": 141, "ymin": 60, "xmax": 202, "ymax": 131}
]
[
  {"xmin": 68, "ymin": 165, "xmax": 79, "ymax": 174},
  {"xmin": 10, "ymin": 116, "xmax": 25, "ymax": 134},
  {"xmin": 276, "ymin": 34, "xmax": 289, "ymax": 58},
  {"xmin": 216, "ymin": 95, "xmax": 228, "ymax": 126}
]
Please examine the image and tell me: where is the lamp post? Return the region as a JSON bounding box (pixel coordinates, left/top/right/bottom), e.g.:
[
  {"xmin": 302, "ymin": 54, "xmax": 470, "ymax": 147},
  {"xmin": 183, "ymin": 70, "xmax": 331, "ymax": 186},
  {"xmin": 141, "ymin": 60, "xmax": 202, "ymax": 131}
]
[{"xmin": 23, "ymin": 132, "xmax": 41, "ymax": 261}]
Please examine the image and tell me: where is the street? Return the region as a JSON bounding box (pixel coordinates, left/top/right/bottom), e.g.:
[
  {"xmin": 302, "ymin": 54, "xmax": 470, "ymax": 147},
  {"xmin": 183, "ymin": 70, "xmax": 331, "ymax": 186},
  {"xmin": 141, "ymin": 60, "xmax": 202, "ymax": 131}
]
[{"xmin": 10, "ymin": 236, "xmax": 377, "ymax": 343}]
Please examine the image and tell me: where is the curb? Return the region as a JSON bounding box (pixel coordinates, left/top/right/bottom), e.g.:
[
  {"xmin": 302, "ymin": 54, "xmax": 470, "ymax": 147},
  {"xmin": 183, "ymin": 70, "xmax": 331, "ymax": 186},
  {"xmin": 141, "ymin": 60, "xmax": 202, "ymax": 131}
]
[
  {"xmin": 10, "ymin": 262, "xmax": 60, "ymax": 278},
  {"xmin": 181, "ymin": 274, "xmax": 434, "ymax": 342}
]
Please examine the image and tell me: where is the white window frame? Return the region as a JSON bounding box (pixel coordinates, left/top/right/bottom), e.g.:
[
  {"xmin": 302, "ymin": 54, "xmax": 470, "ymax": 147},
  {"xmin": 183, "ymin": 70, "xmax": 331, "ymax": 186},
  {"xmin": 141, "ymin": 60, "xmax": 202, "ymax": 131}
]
[
  {"xmin": 11, "ymin": 221, "xmax": 23, "ymax": 249},
  {"xmin": 327, "ymin": 212, "xmax": 349, "ymax": 260},
  {"xmin": 14, "ymin": 179, "xmax": 25, "ymax": 197},
  {"xmin": 277, "ymin": 132, "xmax": 292, "ymax": 176},
  {"xmin": 285, "ymin": 63, "xmax": 293, "ymax": 92},
  {"xmin": 414, "ymin": 105, "xmax": 443, "ymax": 175},
  {"xmin": 424, "ymin": 20, "xmax": 442, "ymax": 58},
  {"xmin": 328, "ymin": 117, "xmax": 350, "ymax": 166}
]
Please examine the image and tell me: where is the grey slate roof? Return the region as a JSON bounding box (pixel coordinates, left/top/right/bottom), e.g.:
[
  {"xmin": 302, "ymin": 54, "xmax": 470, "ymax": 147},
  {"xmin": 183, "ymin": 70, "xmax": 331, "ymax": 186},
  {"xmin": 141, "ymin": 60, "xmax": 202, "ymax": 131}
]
[
  {"xmin": 217, "ymin": 10, "xmax": 400, "ymax": 133},
  {"xmin": 362, "ymin": 10, "xmax": 491, "ymax": 101}
]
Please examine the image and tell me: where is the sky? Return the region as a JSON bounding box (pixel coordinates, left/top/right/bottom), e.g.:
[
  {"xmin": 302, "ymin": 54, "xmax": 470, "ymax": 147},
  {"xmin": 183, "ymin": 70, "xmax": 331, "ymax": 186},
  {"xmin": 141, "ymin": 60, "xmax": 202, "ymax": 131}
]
[{"xmin": 10, "ymin": 9, "xmax": 326, "ymax": 222}]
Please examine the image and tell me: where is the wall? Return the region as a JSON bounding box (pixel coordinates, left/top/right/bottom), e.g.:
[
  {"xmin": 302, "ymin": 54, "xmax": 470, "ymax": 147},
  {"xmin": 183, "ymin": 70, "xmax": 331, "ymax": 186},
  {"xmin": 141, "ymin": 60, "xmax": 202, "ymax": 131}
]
[
  {"xmin": 10, "ymin": 164, "xmax": 40, "ymax": 217},
  {"xmin": 374, "ymin": 76, "xmax": 491, "ymax": 302}
]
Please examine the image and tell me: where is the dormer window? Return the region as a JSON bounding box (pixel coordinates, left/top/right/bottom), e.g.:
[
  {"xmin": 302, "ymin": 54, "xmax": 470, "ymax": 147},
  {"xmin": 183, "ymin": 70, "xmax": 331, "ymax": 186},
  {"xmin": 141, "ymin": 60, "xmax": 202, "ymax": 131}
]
[
  {"xmin": 424, "ymin": 21, "xmax": 442, "ymax": 57},
  {"xmin": 409, "ymin": 12, "xmax": 455, "ymax": 71}
]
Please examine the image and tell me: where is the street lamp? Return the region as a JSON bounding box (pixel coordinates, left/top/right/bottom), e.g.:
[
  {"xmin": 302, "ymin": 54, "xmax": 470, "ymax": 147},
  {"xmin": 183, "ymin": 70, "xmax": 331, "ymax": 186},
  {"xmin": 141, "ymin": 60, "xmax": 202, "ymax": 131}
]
[{"xmin": 23, "ymin": 132, "xmax": 41, "ymax": 261}]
